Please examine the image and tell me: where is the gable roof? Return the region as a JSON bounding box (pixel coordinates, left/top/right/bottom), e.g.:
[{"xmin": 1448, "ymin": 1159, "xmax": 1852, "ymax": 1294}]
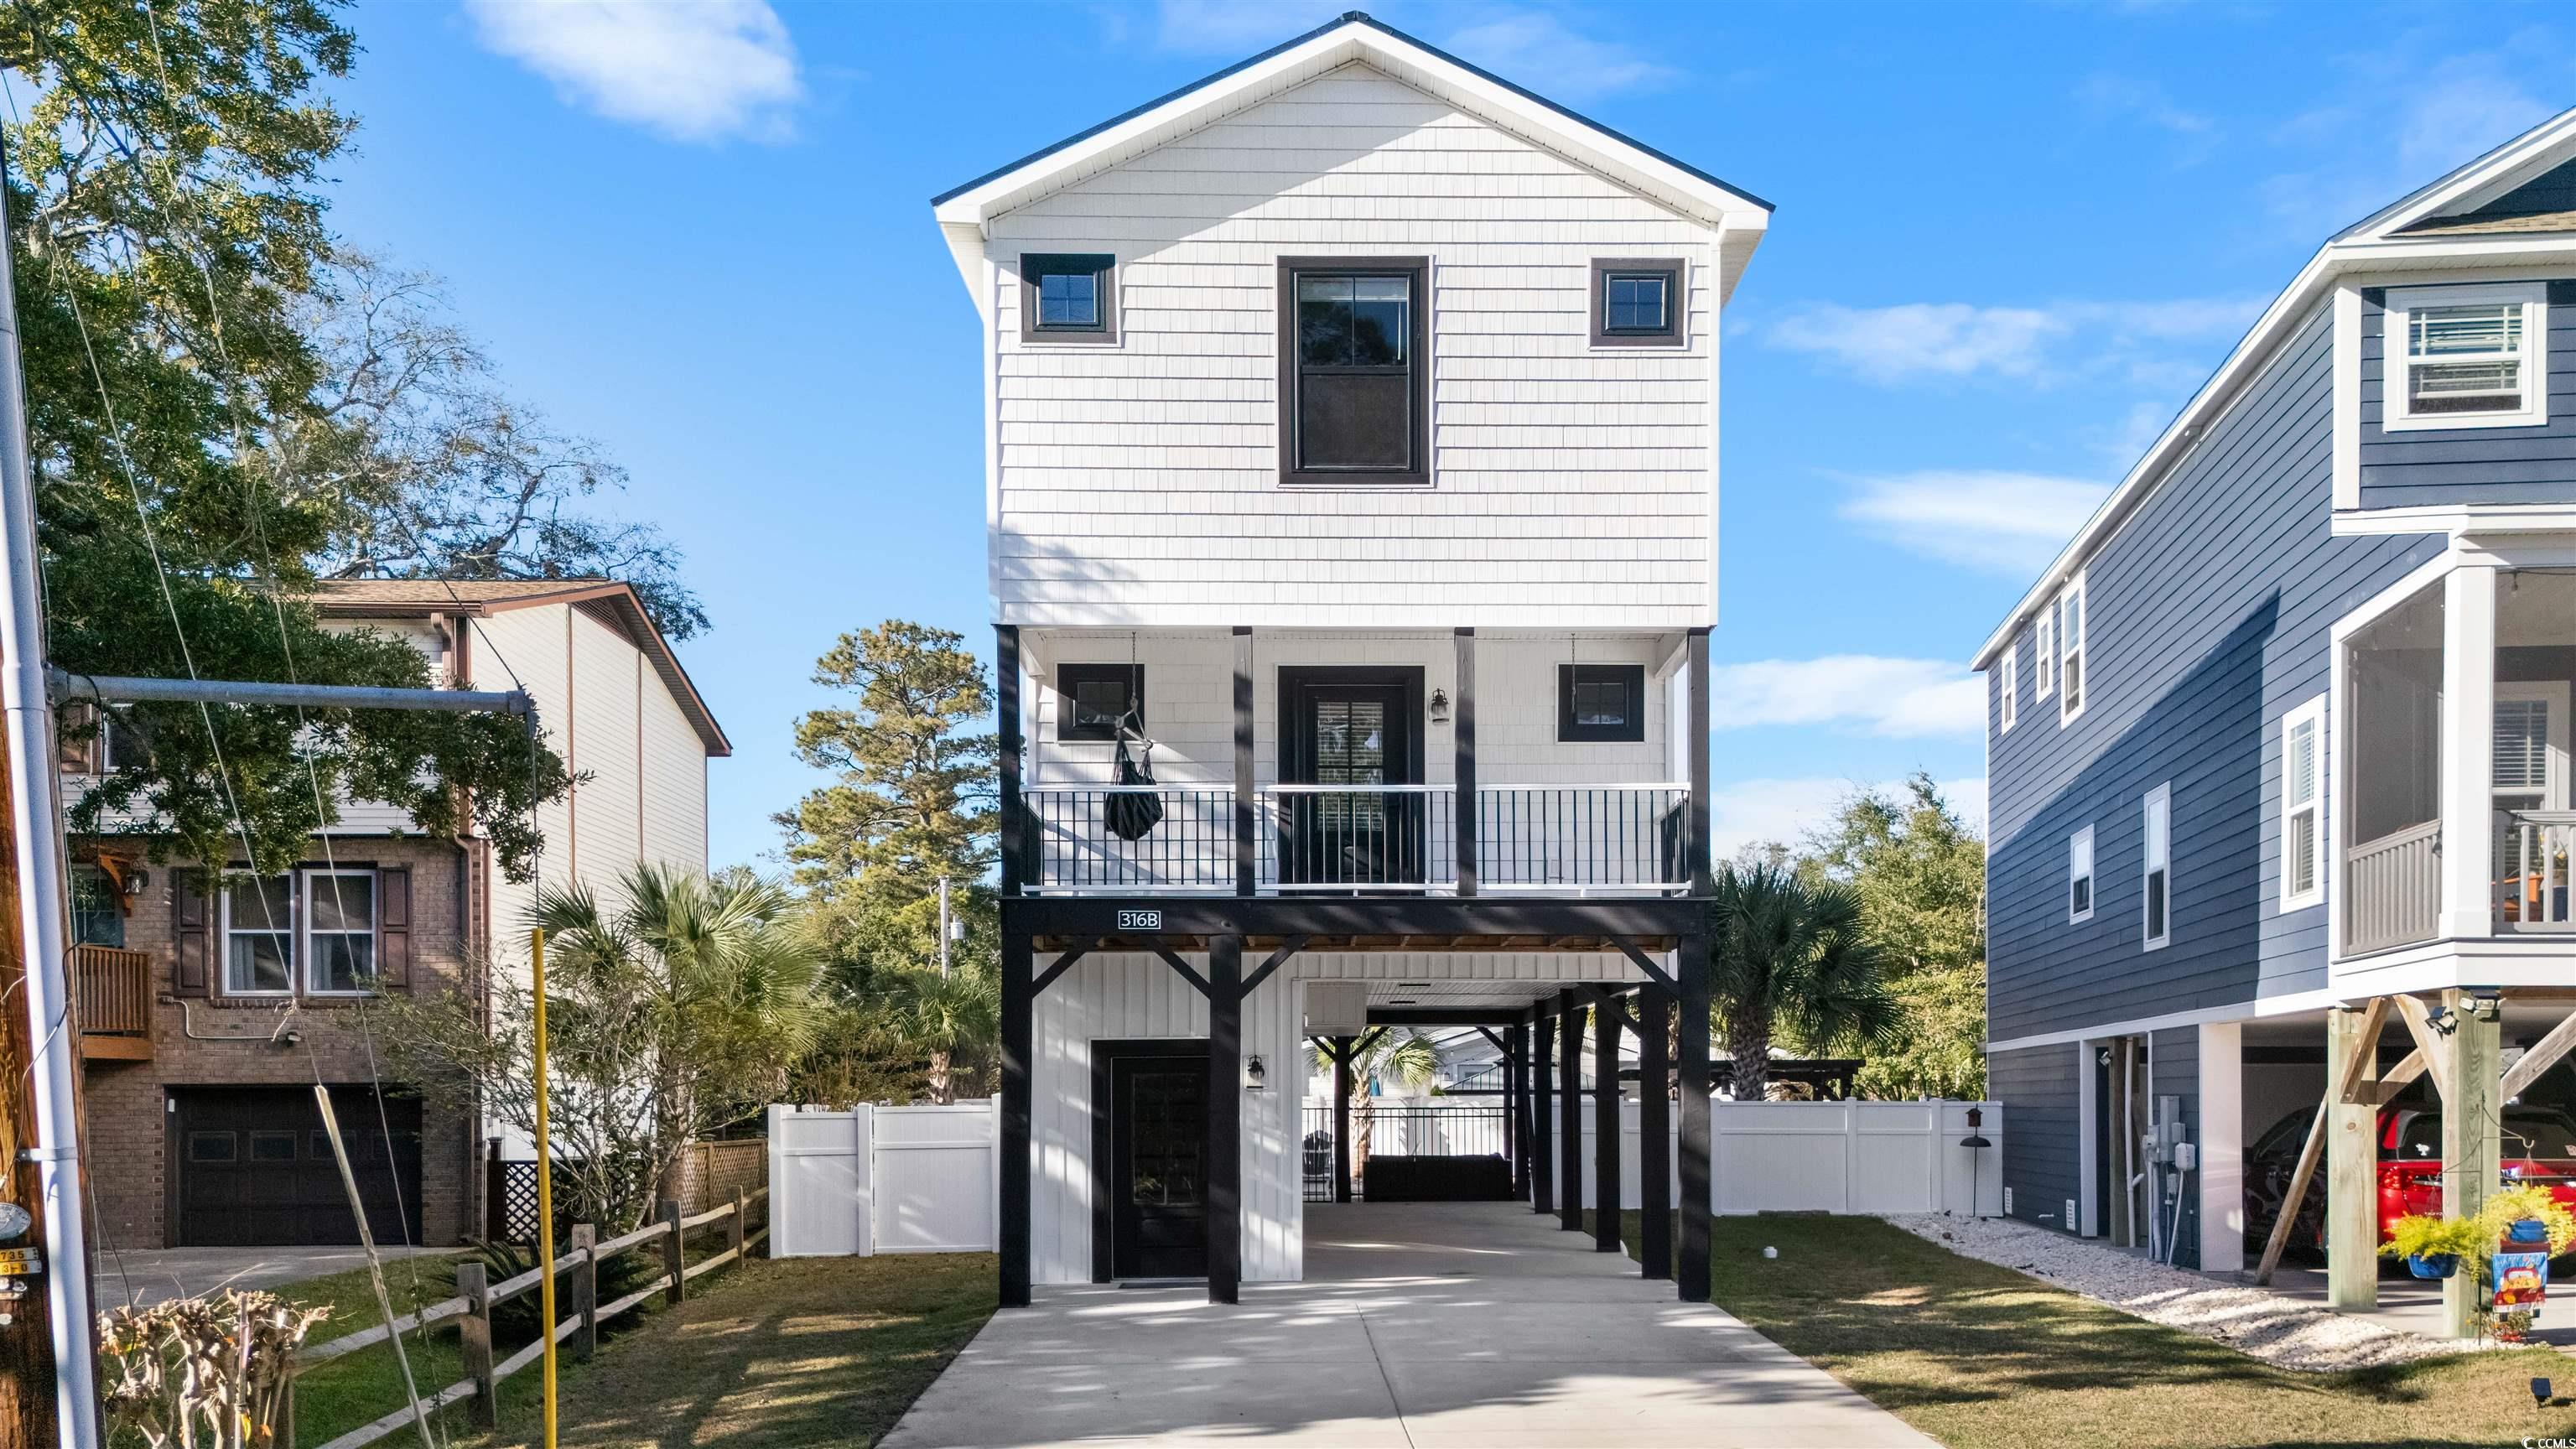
[
  {"xmin": 931, "ymin": 12, "xmax": 1771, "ymax": 299},
  {"xmin": 1971, "ymin": 103, "xmax": 2576, "ymax": 671},
  {"xmin": 310, "ymin": 578, "xmax": 730, "ymax": 756}
]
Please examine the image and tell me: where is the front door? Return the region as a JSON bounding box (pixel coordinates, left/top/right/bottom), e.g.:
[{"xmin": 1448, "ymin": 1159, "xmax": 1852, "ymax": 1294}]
[
  {"xmin": 1279, "ymin": 667, "xmax": 1423, "ymax": 886},
  {"xmin": 1111, "ymin": 1052, "xmax": 1210, "ymax": 1280}
]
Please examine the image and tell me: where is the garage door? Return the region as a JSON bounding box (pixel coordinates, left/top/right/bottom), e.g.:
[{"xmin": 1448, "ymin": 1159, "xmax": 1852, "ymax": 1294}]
[{"xmin": 172, "ymin": 1087, "xmax": 423, "ymax": 1247}]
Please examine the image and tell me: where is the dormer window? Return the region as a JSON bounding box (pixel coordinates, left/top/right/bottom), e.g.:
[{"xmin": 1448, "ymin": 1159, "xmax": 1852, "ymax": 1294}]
[
  {"xmin": 1592, "ymin": 260, "xmax": 1683, "ymax": 346},
  {"xmin": 1021, "ymin": 254, "xmax": 1116, "ymax": 343},
  {"xmin": 2386, "ymin": 283, "xmax": 2547, "ymax": 430}
]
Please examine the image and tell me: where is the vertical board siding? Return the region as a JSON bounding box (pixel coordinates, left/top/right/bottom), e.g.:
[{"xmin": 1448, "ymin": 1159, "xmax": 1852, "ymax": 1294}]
[
  {"xmin": 2356, "ymin": 281, "xmax": 2576, "ymax": 508},
  {"xmin": 569, "ymin": 604, "xmax": 645, "ymax": 880},
  {"xmin": 987, "ymin": 65, "xmax": 1718, "ymax": 631},
  {"xmin": 1029, "ymin": 949, "xmax": 1633, "ymax": 1284},
  {"xmin": 1985, "ymin": 309, "xmax": 2444, "ymax": 1043},
  {"xmin": 1990, "ymin": 1044, "xmax": 2080, "ymax": 1233}
]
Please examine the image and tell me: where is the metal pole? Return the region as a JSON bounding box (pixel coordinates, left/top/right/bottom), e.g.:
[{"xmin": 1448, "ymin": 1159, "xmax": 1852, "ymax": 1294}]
[
  {"xmin": 0, "ymin": 142, "xmax": 100, "ymax": 1449},
  {"xmin": 532, "ymin": 927, "xmax": 559, "ymax": 1449},
  {"xmin": 47, "ymin": 667, "xmax": 531, "ymax": 716}
]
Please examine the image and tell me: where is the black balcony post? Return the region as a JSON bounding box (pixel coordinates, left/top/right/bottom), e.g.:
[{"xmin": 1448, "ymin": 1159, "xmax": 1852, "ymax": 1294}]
[
  {"xmin": 1558, "ymin": 989, "xmax": 1582, "ymax": 1232},
  {"xmin": 999, "ymin": 922, "xmax": 1032, "ymax": 1308},
  {"xmin": 1208, "ymin": 935, "xmax": 1243, "ymax": 1305},
  {"xmin": 998, "ymin": 625, "xmax": 1024, "ymax": 897},
  {"xmin": 1454, "ymin": 627, "xmax": 1477, "ymax": 896},
  {"xmin": 1687, "ymin": 626, "xmax": 1712, "ymax": 892},
  {"xmin": 1531, "ymin": 1010, "xmax": 1555, "ymax": 1215},
  {"xmin": 1504, "ymin": 1022, "xmax": 1525, "ymax": 1196},
  {"xmin": 1233, "ymin": 626, "xmax": 1255, "ymax": 897},
  {"xmin": 1677, "ymin": 927, "xmax": 1712, "ymax": 1301},
  {"xmin": 1332, "ymin": 1036, "xmax": 1354, "ymax": 1204},
  {"xmin": 1637, "ymin": 984, "xmax": 1673, "ymax": 1280},
  {"xmin": 1594, "ymin": 995, "xmax": 1623, "ymax": 1252}
]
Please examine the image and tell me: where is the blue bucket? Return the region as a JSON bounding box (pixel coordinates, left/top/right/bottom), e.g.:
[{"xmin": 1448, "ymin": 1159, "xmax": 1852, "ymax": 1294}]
[{"xmin": 2407, "ymin": 1253, "xmax": 2459, "ymax": 1279}]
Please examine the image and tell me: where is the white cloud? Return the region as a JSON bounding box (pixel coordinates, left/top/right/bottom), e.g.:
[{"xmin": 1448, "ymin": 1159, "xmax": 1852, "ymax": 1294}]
[
  {"xmin": 1705, "ymin": 657, "xmax": 1986, "ymax": 739},
  {"xmin": 2078, "ymin": 73, "xmax": 2214, "ymax": 144},
  {"xmin": 1767, "ymin": 298, "xmax": 2261, "ymax": 386},
  {"xmin": 1154, "ymin": 0, "xmax": 1337, "ymax": 52},
  {"xmin": 465, "ymin": 0, "xmax": 801, "ymax": 143},
  {"xmin": 1441, "ymin": 13, "xmax": 1679, "ymax": 101},
  {"xmin": 1704, "ymin": 774, "xmax": 1988, "ymax": 860},
  {"xmin": 2262, "ymin": 55, "xmax": 2554, "ymax": 244},
  {"xmin": 1838, "ymin": 470, "xmax": 2111, "ymax": 575}
]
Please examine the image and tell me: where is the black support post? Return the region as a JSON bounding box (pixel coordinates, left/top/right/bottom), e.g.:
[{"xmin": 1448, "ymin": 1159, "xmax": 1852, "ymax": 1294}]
[
  {"xmin": 1638, "ymin": 984, "xmax": 1673, "ymax": 1280},
  {"xmin": 1678, "ymin": 929, "xmax": 1712, "ymax": 1301},
  {"xmin": 999, "ymin": 625, "xmax": 1023, "ymax": 895},
  {"xmin": 1504, "ymin": 1022, "xmax": 1525, "ymax": 1197},
  {"xmin": 1000, "ymin": 924, "xmax": 1033, "ymax": 1308},
  {"xmin": 1531, "ymin": 1011, "xmax": 1555, "ymax": 1215},
  {"xmin": 1594, "ymin": 996, "xmax": 1622, "ymax": 1252},
  {"xmin": 1558, "ymin": 989, "xmax": 1582, "ymax": 1232},
  {"xmin": 1332, "ymin": 1036, "xmax": 1353, "ymax": 1204},
  {"xmin": 1687, "ymin": 626, "xmax": 1712, "ymax": 891},
  {"xmin": 1454, "ymin": 627, "xmax": 1477, "ymax": 896},
  {"xmin": 1233, "ymin": 627, "xmax": 1255, "ymax": 897},
  {"xmin": 1208, "ymin": 935, "xmax": 1243, "ymax": 1305}
]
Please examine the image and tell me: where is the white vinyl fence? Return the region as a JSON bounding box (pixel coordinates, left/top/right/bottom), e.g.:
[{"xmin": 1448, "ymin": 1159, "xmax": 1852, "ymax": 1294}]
[
  {"xmin": 767, "ymin": 1102, "xmax": 998, "ymax": 1257},
  {"xmin": 1566, "ymin": 1098, "xmax": 2003, "ymax": 1217}
]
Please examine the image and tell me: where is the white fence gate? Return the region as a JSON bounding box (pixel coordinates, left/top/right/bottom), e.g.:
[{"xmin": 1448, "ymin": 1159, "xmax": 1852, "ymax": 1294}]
[
  {"xmin": 767, "ymin": 1102, "xmax": 998, "ymax": 1258},
  {"xmin": 1562, "ymin": 1099, "xmax": 2002, "ymax": 1217}
]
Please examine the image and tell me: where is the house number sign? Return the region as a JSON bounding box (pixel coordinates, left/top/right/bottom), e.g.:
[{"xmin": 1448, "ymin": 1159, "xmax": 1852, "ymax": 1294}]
[{"xmin": 1115, "ymin": 909, "xmax": 1162, "ymax": 932}]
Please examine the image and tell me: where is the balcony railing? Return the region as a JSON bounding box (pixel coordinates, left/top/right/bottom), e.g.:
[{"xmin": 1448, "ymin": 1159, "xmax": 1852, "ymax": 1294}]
[
  {"xmin": 2345, "ymin": 820, "xmax": 2442, "ymax": 956},
  {"xmin": 1018, "ymin": 783, "xmax": 1691, "ymax": 896},
  {"xmin": 75, "ymin": 943, "xmax": 153, "ymax": 1036},
  {"xmin": 2501, "ymin": 809, "xmax": 2576, "ymax": 932}
]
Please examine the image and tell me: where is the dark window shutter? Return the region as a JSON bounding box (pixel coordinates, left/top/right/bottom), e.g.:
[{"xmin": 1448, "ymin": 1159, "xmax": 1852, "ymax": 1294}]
[
  {"xmin": 173, "ymin": 871, "xmax": 209, "ymax": 996},
  {"xmin": 377, "ymin": 867, "xmax": 412, "ymax": 992}
]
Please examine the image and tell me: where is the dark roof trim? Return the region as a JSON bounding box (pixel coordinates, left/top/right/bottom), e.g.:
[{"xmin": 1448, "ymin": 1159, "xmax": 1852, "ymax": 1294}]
[{"xmin": 930, "ymin": 10, "xmax": 1772, "ymax": 214}]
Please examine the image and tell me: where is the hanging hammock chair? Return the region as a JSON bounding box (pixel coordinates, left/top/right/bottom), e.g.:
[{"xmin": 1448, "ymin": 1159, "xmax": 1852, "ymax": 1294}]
[{"xmin": 1104, "ymin": 706, "xmax": 1165, "ymax": 842}]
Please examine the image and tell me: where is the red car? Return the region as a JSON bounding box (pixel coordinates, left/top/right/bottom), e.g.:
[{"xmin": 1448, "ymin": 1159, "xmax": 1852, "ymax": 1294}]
[{"xmin": 2245, "ymin": 1104, "xmax": 2576, "ymax": 1260}]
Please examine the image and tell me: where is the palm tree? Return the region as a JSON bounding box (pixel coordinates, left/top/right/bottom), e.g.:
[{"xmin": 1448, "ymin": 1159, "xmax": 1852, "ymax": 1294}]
[
  {"xmin": 532, "ymin": 865, "xmax": 825, "ymax": 1205},
  {"xmin": 870, "ymin": 968, "xmax": 1000, "ymax": 1104},
  {"xmin": 1310, "ymin": 1029, "xmax": 1440, "ymax": 1185},
  {"xmin": 1708, "ymin": 864, "xmax": 1900, "ymax": 1102}
]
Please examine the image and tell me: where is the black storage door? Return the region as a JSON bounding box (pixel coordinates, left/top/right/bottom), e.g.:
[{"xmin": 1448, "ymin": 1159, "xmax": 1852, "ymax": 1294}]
[{"xmin": 174, "ymin": 1087, "xmax": 423, "ymax": 1247}]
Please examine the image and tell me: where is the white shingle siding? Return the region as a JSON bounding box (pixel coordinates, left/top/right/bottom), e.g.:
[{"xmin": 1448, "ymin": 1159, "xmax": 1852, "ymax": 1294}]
[{"xmin": 984, "ymin": 65, "xmax": 1720, "ymax": 630}]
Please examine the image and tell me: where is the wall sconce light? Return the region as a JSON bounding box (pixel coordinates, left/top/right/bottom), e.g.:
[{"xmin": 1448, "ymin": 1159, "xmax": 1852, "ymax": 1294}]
[
  {"xmin": 1427, "ymin": 688, "xmax": 1450, "ymax": 725},
  {"xmin": 1244, "ymin": 1055, "xmax": 1266, "ymax": 1092},
  {"xmin": 2467, "ymin": 989, "xmax": 2504, "ymax": 1022}
]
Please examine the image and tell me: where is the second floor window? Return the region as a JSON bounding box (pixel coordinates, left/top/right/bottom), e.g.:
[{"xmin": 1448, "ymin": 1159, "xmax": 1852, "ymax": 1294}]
[
  {"xmin": 225, "ymin": 876, "xmax": 293, "ymax": 994},
  {"xmin": 2142, "ymin": 785, "xmax": 2170, "ymax": 949},
  {"xmin": 2281, "ymin": 696, "xmax": 2324, "ymax": 909},
  {"xmin": 2387, "ymin": 283, "xmax": 2546, "ymax": 429},
  {"xmin": 2058, "ymin": 574, "xmax": 2087, "ymax": 721},
  {"xmin": 70, "ymin": 865, "xmax": 124, "ymax": 948},
  {"xmin": 2069, "ymin": 824, "xmax": 2095, "ymax": 922},
  {"xmin": 222, "ymin": 870, "xmax": 382, "ymax": 996},
  {"xmin": 1280, "ymin": 257, "xmax": 1428, "ymax": 485},
  {"xmin": 1997, "ymin": 650, "xmax": 2018, "ymax": 734},
  {"xmin": 2033, "ymin": 611, "xmax": 2054, "ymax": 702}
]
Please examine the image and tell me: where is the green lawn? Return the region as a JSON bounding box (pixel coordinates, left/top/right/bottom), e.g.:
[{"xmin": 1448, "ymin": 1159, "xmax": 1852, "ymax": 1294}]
[
  {"xmin": 1618, "ymin": 1211, "xmax": 2576, "ymax": 1449},
  {"xmin": 276, "ymin": 1252, "xmax": 475, "ymax": 1446}
]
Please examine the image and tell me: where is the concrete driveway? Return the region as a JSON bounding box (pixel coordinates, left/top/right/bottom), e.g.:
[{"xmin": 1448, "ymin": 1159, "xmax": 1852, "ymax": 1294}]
[
  {"xmin": 885, "ymin": 1201, "xmax": 1931, "ymax": 1448},
  {"xmin": 96, "ymin": 1245, "xmax": 449, "ymax": 1309}
]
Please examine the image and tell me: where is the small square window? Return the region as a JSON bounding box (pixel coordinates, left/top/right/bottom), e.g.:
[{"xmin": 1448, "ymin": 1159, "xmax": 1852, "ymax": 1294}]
[
  {"xmin": 1592, "ymin": 259, "xmax": 1683, "ymax": 346},
  {"xmin": 1559, "ymin": 664, "xmax": 1646, "ymax": 742},
  {"xmin": 1020, "ymin": 254, "xmax": 1116, "ymax": 342},
  {"xmin": 1057, "ymin": 663, "xmax": 1143, "ymax": 742}
]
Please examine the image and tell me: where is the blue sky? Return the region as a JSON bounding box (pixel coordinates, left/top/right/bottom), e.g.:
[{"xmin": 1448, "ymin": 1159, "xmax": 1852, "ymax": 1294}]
[{"xmin": 319, "ymin": 0, "xmax": 2576, "ymax": 870}]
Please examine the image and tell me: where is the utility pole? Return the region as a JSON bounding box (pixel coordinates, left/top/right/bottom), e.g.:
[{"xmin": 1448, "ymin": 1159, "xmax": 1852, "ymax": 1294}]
[
  {"xmin": 0, "ymin": 158, "xmax": 99, "ymax": 1447},
  {"xmin": 0, "ymin": 730, "xmax": 57, "ymax": 1449},
  {"xmin": 937, "ymin": 875, "xmax": 952, "ymax": 978}
]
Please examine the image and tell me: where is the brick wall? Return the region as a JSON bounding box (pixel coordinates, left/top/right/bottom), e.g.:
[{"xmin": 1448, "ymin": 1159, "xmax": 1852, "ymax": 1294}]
[{"xmin": 79, "ymin": 836, "xmax": 480, "ymax": 1249}]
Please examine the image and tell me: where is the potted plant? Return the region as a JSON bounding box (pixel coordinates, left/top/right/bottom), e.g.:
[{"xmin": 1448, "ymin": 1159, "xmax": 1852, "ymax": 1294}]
[
  {"xmin": 2475, "ymin": 1184, "xmax": 2576, "ymax": 1255},
  {"xmin": 2380, "ymin": 1213, "xmax": 2487, "ymax": 1278}
]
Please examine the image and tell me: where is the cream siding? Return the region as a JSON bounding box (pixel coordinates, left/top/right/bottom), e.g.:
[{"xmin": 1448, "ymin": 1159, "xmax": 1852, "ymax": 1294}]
[{"xmin": 985, "ymin": 64, "xmax": 1720, "ymax": 631}]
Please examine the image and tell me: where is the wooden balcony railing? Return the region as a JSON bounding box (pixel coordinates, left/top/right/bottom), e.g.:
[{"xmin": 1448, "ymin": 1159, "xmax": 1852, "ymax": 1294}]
[
  {"xmin": 75, "ymin": 943, "xmax": 153, "ymax": 1041},
  {"xmin": 2345, "ymin": 820, "xmax": 2442, "ymax": 955}
]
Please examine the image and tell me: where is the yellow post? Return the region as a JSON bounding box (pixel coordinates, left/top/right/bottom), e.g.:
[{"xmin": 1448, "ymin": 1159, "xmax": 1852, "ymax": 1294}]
[{"xmin": 532, "ymin": 927, "xmax": 558, "ymax": 1449}]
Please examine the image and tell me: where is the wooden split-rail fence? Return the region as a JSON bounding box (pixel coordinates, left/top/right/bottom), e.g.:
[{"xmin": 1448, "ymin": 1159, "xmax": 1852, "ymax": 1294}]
[{"xmin": 287, "ymin": 1187, "xmax": 770, "ymax": 1449}]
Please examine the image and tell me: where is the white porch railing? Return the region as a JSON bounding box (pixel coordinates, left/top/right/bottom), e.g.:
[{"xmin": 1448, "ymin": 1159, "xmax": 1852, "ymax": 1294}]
[
  {"xmin": 2345, "ymin": 819, "xmax": 2442, "ymax": 955},
  {"xmin": 2501, "ymin": 809, "xmax": 2576, "ymax": 932},
  {"xmin": 1019, "ymin": 783, "xmax": 1691, "ymax": 896}
]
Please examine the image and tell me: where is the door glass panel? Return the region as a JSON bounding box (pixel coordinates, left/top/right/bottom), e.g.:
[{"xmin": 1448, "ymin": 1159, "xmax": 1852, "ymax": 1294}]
[{"xmin": 1129, "ymin": 1071, "xmax": 1205, "ymax": 1208}]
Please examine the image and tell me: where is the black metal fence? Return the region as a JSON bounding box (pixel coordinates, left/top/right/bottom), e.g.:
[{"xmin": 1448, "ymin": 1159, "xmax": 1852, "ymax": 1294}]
[{"xmin": 1301, "ymin": 1104, "xmax": 1513, "ymax": 1202}]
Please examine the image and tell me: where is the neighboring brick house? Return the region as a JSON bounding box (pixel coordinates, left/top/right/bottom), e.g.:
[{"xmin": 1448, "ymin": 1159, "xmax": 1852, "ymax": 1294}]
[{"xmin": 71, "ymin": 579, "xmax": 728, "ymax": 1249}]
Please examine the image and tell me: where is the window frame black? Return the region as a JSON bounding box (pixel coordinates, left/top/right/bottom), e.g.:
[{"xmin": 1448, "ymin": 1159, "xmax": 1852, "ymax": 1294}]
[
  {"xmin": 1591, "ymin": 259, "xmax": 1685, "ymax": 348},
  {"xmin": 1019, "ymin": 253, "xmax": 1118, "ymax": 344},
  {"xmin": 1277, "ymin": 256, "xmax": 1431, "ymax": 487},
  {"xmin": 1557, "ymin": 663, "xmax": 1647, "ymax": 743},
  {"xmin": 1057, "ymin": 663, "xmax": 1145, "ymax": 742}
]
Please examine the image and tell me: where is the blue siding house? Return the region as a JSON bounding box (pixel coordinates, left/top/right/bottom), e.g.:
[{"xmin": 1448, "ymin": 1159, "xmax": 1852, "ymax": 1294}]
[{"xmin": 1981, "ymin": 107, "xmax": 2576, "ymax": 1309}]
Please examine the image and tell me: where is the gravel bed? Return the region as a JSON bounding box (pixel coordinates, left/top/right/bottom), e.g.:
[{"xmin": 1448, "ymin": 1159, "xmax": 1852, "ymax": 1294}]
[{"xmin": 1882, "ymin": 1213, "xmax": 2479, "ymax": 1372}]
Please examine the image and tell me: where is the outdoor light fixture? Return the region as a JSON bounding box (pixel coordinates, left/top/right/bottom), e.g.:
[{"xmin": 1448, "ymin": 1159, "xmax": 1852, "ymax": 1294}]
[
  {"xmin": 1244, "ymin": 1055, "xmax": 1266, "ymax": 1092},
  {"xmin": 2425, "ymin": 1004, "xmax": 2457, "ymax": 1036},
  {"xmin": 2468, "ymin": 989, "xmax": 2504, "ymax": 1021},
  {"xmin": 1960, "ymin": 1106, "xmax": 1992, "ymax": 1218},
  {"xmin": 2533, "ymin": 1377, "xmax": 2553, "ymax": 1407},
  {"xmin": 1427, "ymin": 688, "xmax": 1450, "ymax": 725}
]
